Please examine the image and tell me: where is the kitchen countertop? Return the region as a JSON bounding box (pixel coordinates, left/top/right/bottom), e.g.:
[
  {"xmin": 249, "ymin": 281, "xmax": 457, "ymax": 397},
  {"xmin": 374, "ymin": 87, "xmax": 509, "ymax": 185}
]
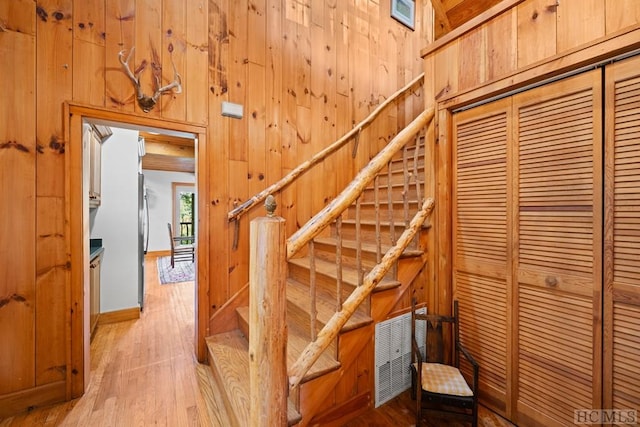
[{"xmin": 90, "ymin": 238, "xmax": 104, "ymax": 261}]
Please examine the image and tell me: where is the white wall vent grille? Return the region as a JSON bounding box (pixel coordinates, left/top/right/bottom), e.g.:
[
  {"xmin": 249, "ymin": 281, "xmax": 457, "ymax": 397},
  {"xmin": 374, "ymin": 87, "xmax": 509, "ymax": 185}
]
[{"xmin": 374, "ymin": 307, "xmax": 426, "ymax": 407}]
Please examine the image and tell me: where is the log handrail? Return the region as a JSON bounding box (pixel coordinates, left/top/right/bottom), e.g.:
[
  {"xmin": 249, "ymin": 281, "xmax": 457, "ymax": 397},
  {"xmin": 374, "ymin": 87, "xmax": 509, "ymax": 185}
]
[
  {"xmin": 227, "ymin": 72, "xmax": 425, "ymax": 222},
  {"xmin": 286, "ymin": 107, "xmax": 435, "ymax": 259},
  {"xmin": 288, "ymin": 197, "xmax": 435, "ymax": 388}
]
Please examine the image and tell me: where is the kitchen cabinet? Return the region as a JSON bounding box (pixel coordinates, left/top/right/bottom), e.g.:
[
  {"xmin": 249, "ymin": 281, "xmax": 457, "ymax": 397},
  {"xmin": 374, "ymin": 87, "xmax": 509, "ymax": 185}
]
[
  {"xmin": 88, "ymin": 124, "xmax": 112, "ymax": 208},
  {"xmin": 89, "ymin": 251, "xmax": 102, "ymax": 339},
  {"xmin": 89, "ymin": 130, "xmax": 102, "ymax": 208}
]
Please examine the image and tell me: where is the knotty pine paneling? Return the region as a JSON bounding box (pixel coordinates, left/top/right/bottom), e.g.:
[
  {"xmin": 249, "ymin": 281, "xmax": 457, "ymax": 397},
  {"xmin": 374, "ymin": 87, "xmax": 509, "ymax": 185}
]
[
  {"xmin": 133, "ymin": 0, "xmax": 162, "ymax": 117},
  {"xmin": 185, "ymin": 1, "xmax": 208, "ymax": 125},
  {"xmin": 281, "ymin": 8, "xmax": 299, "ymax": 171},
  {"xmin": 487, "ymin": 10, "xmax": 516, "ymax": 81},
  {"xmin": 73, "ymin": 0, "xmax": 105, "ymax": 46},
  {"xmin": 72, "ymin": 39, "xmax": 105, "ymax": 106},
  {"xmin": 161, "ymin": 0, "xmax": 187, "ymax": 121},
  {"xmin": 34, "ymin": 0, "xmax": 72, "ymax": 389},
  {"xmin": 516, "ymin": 0, "xmax": 557, "ymax": 69},
  {"xmin": 105, "ymin": 0, "xmax": 136, "ymax": 111},
  {"xmin": 265, "ymin": 0, "xmax": 284, "ymax": 189},
  {"xmin": 228, "ymin": 0, "xmax": 248, "ymax": 162},
  {"xmin": 458, "ymin": 26, "xmax": 486, "ymax": 92},
  {"xmin": 35, "ymin": 197, "xmax": 67, "ymax": 386},
  {"xmin": 207, "ymin": 0, "xmax": 231, "ymax": 324},
  {"xmin": 433, "ymin": 39, "xmax": 458, "ymax": 101},
  {"xmin": 2, "ymin": 0, "xmax": 430, "ymax": 415},
  {"xmin": 0, "ymin": 27, "xmax": 36, "ymax": 394},
  {"xmin": 1, "ymin": 0, "xmax": 34, "ymax": 33},
  {"xmin": 247, "ymin": 61, "xmax": 267, "ymax": 202},
  {"xmin": 605, "ymin": 0, "xmax": 640, "ymax": 34},
  {"xmin": 36, "ymin": 0, "xmax": 72, "ymax": 199},
  {"xmin": 556, "ymin": 0, "xmax": 604, "ymax": 53}
]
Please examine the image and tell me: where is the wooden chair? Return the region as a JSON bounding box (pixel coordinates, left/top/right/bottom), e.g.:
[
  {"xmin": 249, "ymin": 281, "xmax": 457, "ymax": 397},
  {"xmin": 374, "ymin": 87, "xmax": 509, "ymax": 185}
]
[
  {"xmin": 410, "ymin": 298, "xmax": 479, "ymax": 427},
  {"xmin": 167, "ymin": 223, "xmax": 194, "ymax": 268}
]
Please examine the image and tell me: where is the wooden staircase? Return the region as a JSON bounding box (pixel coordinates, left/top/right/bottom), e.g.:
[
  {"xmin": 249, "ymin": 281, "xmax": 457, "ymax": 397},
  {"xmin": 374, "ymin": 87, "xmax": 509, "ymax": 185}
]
[{"xmin": 206, "ymin": 136, "xmax": 429, "ymax": 425}]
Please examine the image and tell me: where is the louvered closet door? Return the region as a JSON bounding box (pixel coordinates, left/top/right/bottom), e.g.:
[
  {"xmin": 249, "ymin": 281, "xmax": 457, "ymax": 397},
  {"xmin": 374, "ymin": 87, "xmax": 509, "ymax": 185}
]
[
  {"xmin": 452, "ymin": 98, "xmax": 512, "ymax": 413},
  {"xmin": 513, "ymin": 70, "xmax": 602, "ymax": 427},
  {"xmin": 604, "ymin": 55, "xmax": 640, "ymax": 415}
]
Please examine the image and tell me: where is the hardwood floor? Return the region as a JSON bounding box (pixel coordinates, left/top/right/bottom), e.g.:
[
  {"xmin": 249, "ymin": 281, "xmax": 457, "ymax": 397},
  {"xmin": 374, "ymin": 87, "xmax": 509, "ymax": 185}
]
[
  {"xmin": 0, "ymin": 255, "xmax": 515, "ymax": 427},
  {"xmin": 0, "ymin": 256, "xmax": 231, "ymax": 427},
  {"xmin": 343, "ymin": 392, "xmax": 515, "ymax": 427}
]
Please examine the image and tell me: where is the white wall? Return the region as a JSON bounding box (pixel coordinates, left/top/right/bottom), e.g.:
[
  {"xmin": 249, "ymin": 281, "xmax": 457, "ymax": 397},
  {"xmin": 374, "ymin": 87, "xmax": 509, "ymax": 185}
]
[
  {"xmin": 90, "ymin": 127, "xmax": 140, "ymax": 313},
  {"xmin": 143, "ymin": 169, "xmax": 195, "ymax": 252}
]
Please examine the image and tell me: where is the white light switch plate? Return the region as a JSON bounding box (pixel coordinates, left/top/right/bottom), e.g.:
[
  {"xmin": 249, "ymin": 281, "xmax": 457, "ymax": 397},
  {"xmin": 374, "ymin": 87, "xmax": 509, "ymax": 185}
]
[{"xmin": 221, "ymin": 101, "xmax": 243, "ymax": 119}]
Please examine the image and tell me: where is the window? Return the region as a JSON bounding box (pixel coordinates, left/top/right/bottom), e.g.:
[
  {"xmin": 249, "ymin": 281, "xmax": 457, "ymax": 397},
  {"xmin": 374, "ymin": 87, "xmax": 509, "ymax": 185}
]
[{"xmin": 172, "ymin": 182, "xmax": 195, "ymax": 238}]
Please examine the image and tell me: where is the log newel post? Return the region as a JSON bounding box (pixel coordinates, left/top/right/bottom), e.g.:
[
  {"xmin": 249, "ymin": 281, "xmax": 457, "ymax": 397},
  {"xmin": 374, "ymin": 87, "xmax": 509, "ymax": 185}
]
[{"xmin": 249, "ymin": 195, "xmax": 288, "ymax": 426}]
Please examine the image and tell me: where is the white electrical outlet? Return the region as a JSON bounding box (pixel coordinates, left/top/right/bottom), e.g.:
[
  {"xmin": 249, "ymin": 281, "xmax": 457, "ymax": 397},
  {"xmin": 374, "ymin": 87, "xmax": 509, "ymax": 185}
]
[{"xmin": 221, "ymin": 101, "xmax": 243, "ymax": 119}]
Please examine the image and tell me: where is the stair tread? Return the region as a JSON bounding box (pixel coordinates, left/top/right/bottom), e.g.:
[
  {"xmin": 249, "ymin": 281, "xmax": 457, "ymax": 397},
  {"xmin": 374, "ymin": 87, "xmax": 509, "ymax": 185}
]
[
  {"xmin": 289, "ymin": 257, "xmax": 401, "ymax": 289},
  {"xmin": 235, "ymin": 306, "xmax": 341, "ymax": 381},
  {"xmin": 286, "ymin": 278, "xmax": 373, "ymax": 332},
  {"xmin": 206, "ymin": 330, "xmax": 301, "ymax": 426}
]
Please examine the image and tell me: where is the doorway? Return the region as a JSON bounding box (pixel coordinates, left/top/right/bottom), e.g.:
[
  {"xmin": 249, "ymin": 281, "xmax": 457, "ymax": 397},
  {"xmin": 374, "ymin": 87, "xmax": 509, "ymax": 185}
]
[{"xmin": 65, "ymin": 103, "xmax": 208, "ymax": 398}]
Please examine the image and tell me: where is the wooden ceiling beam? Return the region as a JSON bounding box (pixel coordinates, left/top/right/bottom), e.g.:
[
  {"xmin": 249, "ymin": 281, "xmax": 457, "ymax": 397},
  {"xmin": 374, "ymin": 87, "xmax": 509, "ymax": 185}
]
[{"xmin": 143, "ymin": 140, "xmax": 195, "ymax": 158}]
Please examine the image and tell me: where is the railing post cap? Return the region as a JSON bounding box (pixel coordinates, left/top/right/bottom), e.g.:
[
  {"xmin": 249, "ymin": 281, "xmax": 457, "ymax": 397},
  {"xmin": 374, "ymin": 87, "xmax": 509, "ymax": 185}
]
[{"xmin": 265, "ymin": 195, "xmax": 277, "ymax": 217}]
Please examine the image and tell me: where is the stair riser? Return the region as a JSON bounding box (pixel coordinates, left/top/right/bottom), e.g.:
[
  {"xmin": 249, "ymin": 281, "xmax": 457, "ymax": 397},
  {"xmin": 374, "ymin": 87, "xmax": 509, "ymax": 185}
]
[
  {"xmin": 332, "ymin": 224, "xmax": 408, "ymax": 246},
  {"xmin": 289, "ymin": 262, "xmax": 359, "ymax": 292},
  {"xmin": 360, "ymin": 184, "xmax": 422, "ymax": 203},
  {"xmin": 287, "ymin": 298, "xmax": 327, "ymax": 336},
  {"xmin": 345, "ymin": 201, "xmax": 421, "ymax": 221},
  {"xmin": 373, "ymin": 169, "xmax": 425, "ymax": 187},
  {"xmin": 313, "ymin": 241, "xmax": 384, "ymax": 270},
  {"xmin": 235, "ymin": 302, "xmax": 340, "ymax": 383}
]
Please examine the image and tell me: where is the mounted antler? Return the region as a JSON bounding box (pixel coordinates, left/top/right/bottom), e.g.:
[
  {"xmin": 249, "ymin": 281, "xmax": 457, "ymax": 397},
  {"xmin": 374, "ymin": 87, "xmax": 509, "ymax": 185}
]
[{"xmin": 118, "ymin": 47, "xmax": 182, "ymax": 113}]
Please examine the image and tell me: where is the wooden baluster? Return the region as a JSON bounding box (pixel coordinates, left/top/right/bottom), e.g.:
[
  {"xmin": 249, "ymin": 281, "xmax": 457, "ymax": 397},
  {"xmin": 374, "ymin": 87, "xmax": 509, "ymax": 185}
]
[
  {"xmin": 309, "ymin": 239, "xmax": 317, "ymax": 342},
  {"xmin": 386, "ymin": 162, "xmax": 398, "ymax": 279},
  {"xmin": 374, "ymin": 175, "xmax": 381, "ymax": 264},
  {"xmin": 403, "ymin": 143, "xmax": 410, "ymax": 228},
  {"xmin": 412, "ymin": 133, "xmax": 423, "ymax": 249},
  {"xmin": 335, "ymin": 216, "xmax": 343, "ymax": 311},
  {"xmin": 288, "ymin": 198, "xmax": 436, "ymax": 388},
  {"xmin": 356, "ymin": 196, "xmax": 363, "ymax": 287},
  {"xmin": 387, "ymin": 161, "xmax": 396, "ymax": 247},
  {"xmin": 413, "ymin": 133, "xmax": 423, "ymax": 206}
]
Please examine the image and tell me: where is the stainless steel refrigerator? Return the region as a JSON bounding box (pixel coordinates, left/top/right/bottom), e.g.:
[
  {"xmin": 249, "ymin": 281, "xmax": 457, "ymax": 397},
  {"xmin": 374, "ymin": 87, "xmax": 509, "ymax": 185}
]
[{"xmin": 138, "ymin": 172, "xmax": 149, "ymax": 310}]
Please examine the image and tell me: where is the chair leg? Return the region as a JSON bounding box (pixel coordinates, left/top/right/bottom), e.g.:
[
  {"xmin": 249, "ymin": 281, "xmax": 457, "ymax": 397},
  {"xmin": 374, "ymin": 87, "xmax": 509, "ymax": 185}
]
[{"xmin": 472, "ymin": 399, "xmax": 478, "ymax": 427}]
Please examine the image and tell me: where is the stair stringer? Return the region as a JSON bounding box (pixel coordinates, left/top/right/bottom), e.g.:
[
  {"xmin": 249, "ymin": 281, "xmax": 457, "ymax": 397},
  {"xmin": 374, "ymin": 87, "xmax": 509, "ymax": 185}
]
[
  {"xmin": 207, "ymin": 282, "xmax": 249, "ymax": 337},
  {"xmin": 296, "ymin": 251, "xmax": 428, "ymax": 426}
]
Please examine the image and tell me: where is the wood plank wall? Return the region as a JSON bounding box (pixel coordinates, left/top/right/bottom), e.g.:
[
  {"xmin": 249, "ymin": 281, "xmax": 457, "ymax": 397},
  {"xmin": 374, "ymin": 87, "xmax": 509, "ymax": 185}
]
[
  {"xmin": 208, "ymin": 0, "xmax": 432, "ymax": 323},
  {"xmin": 0, "ymin": 0, "xmax": 431, "ymax": 415}
]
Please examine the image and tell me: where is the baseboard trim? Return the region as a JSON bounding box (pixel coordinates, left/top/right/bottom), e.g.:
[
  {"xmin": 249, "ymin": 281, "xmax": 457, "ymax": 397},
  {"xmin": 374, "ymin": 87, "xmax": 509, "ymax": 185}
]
[
  {"xmin": 0, "ymin": 380, "xmax": 66, "ymax": 418},
  {"xmin": 145, "ymin": 250, "xmax": 170, "ymax": 258},
  {"xmin": 98, "ymin": 307, "xmax": 141, "ymax": 325}
]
